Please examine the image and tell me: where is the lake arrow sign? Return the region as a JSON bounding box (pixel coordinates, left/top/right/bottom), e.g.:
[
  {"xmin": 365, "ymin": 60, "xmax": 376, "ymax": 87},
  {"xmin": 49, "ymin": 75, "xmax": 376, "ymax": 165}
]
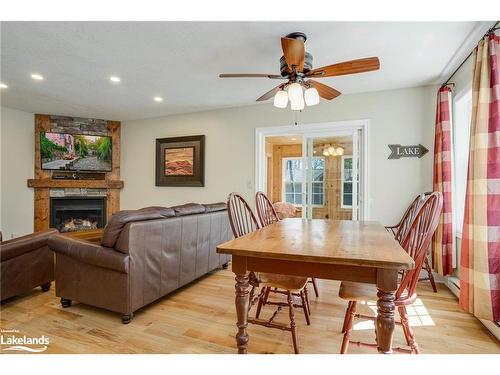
[{"xmin": 388, "ymin": 144, "xmax": 429, "ymax": 159}]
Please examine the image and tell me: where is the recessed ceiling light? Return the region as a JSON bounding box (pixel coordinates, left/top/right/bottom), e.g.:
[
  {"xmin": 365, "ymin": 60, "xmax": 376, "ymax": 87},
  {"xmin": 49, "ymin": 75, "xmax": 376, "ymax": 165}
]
[
  {"xmin": 291, "ymin": 138, "xmax": 297, "ymax": 141},
  {"xmin": 31, "ymin": 74, "xmax": 44, "ymax": 80},
  {"xmin": 154, "ymin": 97, "xmax": 163, "ymax": 102},
  {"xmin": 0, "ymin": 83, "xmax": 8, "ymax": 89},
  {"xmin": 109, "ymin": 76, "xmax": 121, "ymax": 83}
]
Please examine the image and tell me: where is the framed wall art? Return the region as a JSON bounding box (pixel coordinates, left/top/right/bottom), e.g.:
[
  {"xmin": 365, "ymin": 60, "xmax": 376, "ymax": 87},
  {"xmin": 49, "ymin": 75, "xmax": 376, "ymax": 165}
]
[{"xmin": 155, "ymin": 135, "xmax": 205, "ymax": 187}]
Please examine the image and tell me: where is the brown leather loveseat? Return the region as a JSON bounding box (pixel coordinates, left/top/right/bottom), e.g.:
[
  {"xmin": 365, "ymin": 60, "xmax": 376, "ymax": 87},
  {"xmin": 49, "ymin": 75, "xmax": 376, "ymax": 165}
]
[
  {"xmin": 48, "ymin": 203, "xmax": 231, "ymax": 323},
  {"xmin": 1, "ymin": 229, "xmax": 58, "ymax": 301}
]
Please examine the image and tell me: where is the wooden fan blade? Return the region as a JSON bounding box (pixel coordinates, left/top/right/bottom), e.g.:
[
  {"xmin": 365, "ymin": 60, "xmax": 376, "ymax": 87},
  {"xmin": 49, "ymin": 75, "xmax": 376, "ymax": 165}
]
[
  {"xmin": 309, "ymin": 57, "xmax": 380, "ymax": 78},
  {"xmin": 219, "ymin": 73, "xmax": 284, "ymax": 79},
  {"xmin": 307, "ymin": 80, "xmax": 341, "ymax": 100},
  {"xmin": 256, "ymin": 84, "xmax": 284, "ymax": 102},
  {"xmin": 281, "ymin": 37, "xmax": 305, "ymax": 72}
]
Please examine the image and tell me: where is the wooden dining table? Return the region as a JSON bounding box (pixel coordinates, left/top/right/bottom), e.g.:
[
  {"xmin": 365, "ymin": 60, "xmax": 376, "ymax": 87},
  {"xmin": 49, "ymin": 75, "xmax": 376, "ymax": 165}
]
[{"xmin": 216, "ymin": 218, "xmax": 414, "ymax": 354}]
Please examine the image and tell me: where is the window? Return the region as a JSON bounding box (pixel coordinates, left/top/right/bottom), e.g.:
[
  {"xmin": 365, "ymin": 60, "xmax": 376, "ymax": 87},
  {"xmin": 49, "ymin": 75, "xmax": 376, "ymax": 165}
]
[
  {"xmin": 453, "ymin": 87, "xmax": 472, "ymax": 235},
  {"xmin": 282, "ymin": 157, "xmax": 324, "ymax": 206},
  {"xmin": 311, "ymin": 158, "xmax": 325, "ymax": 206},
  {"xmin": 283, "ymin": 158, "xmax": 303, "ymax": 205},
  {"xmin": 341, "ymin": 156, "xmax": 353, "ymax": 208}
]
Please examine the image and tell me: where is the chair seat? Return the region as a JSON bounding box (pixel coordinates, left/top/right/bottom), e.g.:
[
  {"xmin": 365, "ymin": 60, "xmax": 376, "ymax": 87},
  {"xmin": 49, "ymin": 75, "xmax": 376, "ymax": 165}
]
[
  {"xmin": 339, "ymin": 281, "xmax": 378, "ymax": 301},
  {"xmin": 339, "ymin": 281, "xmax": 415, "ymax": 306},
  {"xmin": 260, "ymin": 272, "xmax": 308, "ymax": 292}
]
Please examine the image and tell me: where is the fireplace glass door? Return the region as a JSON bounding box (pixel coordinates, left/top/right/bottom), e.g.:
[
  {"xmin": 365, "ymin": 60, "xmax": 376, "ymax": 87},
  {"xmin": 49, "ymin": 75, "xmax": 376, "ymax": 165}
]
[{"xmin": 50, "ymin": 197, "xmax": 106, "ymax": 232}]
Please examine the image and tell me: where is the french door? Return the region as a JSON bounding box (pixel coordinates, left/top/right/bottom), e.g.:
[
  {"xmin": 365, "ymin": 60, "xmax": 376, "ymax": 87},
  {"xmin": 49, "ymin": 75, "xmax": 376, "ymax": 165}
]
[
  {"xmin": 301, "ymin": 128, "xmax": 362, "ymax": 220},
  {"xmin": 256, "ymin": 120, "xmax": 369, "ymax": 221}
]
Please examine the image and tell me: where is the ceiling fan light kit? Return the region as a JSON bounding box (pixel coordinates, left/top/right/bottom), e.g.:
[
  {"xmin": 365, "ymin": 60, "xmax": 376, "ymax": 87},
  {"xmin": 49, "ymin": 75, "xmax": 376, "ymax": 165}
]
[{"xmin": 219, "ymin": 32, "xmax": 380, "ymax": 111}]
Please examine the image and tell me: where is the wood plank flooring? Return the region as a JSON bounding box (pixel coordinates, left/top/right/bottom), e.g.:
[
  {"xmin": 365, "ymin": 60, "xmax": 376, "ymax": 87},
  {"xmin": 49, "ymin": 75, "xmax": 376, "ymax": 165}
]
[{"xmin": 1, "ymin": 267, "xmax": 498, "ymax": 354}]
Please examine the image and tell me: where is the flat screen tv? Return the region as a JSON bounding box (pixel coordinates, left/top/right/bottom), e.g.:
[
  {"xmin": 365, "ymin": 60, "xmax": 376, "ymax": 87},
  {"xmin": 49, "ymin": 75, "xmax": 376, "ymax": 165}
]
[{"xmin": 40, "ymin": 132, "xmax": 112, "ymax": 172}]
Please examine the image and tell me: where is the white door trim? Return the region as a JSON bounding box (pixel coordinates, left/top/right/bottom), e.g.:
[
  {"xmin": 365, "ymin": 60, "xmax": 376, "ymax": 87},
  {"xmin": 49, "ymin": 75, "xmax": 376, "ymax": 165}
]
[{"xmin": 255, "ymin": 119, "xmax": 371, "ymax": 220}]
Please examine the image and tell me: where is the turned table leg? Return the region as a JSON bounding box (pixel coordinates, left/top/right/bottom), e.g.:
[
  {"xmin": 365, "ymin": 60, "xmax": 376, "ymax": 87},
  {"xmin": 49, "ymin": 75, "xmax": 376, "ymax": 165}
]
[
  {"xmin": 376, "ymin": 269, "xmax": 398, "ymax": 354},
  {"xmin": 235, "ymin": 271, "xmax": 250, "ymax": 354}
]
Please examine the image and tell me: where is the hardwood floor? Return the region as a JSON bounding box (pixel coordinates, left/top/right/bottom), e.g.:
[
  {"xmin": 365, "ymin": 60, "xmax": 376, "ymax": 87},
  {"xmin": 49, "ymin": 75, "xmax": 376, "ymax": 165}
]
[{"xmin": 1, "ymin": 267, "xmax": 498, "ymax": 354}]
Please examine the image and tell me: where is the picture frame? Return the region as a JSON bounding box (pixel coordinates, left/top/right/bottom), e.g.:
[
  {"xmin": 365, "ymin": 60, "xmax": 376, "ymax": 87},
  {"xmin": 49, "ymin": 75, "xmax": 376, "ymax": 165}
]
[{"xmin": 155, "ymin": 135, "xmax": 205, "ymax": 187}]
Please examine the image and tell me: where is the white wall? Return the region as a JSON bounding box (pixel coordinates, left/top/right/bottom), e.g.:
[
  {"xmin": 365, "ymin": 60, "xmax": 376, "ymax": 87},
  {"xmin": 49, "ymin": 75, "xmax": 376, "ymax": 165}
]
[
  {"xmin": 0, "ymin": 85, "xmax": 437, "ymax": 237},
  {"xmin": 0, "ymin": 106, "xmax": 34, "ymax": 238},
  {"xmin": 122, "ymin": 85, "xmax": 437, "ymax": 225}
]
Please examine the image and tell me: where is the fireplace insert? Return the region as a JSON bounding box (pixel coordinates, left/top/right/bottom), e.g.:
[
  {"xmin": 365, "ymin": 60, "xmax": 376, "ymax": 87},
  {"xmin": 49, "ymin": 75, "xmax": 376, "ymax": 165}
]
[{"xmin": 50, "ymin": 197, "xmax": 106, "ymax": 232}]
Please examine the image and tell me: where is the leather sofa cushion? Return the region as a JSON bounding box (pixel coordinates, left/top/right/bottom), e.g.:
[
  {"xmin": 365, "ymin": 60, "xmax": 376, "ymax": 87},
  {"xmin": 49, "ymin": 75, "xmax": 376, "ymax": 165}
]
[
  {"xmin": 50, "ymin": 234, "xmax": 129, "ymax": 274},
  {"xmin": 203, "ymin": 202, "xmax": 227, "ymax": 213},
  {"xmin": 101, "ymin": 207, "xmax": 175, "ymax": 248},
  {"xmin": 0, "ymin": 229, "xmax": 58, "ymax": 262},
  {"xmin": 172, "ymin": 203, "xmax": 206, "ymax": 216}
]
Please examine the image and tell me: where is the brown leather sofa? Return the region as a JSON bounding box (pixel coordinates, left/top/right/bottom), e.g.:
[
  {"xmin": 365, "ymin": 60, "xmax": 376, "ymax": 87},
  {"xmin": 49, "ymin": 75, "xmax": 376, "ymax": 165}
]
[
  {"xmin": 1, "ymin": 229, "xmax": 58, "ymax": 301},
  {"xmin": 48, "ymin": 203, "xmax": 231, "ymax": 323}
]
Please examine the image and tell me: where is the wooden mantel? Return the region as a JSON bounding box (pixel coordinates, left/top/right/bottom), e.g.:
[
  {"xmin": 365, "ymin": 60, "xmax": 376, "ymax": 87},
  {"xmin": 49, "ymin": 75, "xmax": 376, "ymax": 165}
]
[
  {"xmin": 28, "ymin": 179, "xmax": 124, "ymax": 189},
  {"xmin": 30, "ymin": 114, "xmax": 123, "ymax": 231}
]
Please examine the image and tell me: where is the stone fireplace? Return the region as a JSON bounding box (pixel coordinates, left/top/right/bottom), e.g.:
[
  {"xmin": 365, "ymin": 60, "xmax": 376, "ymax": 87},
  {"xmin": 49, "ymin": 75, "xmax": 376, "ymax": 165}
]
[{"xmin": 28, "ymin": 114, "xmax": 123, "ymax": 232}]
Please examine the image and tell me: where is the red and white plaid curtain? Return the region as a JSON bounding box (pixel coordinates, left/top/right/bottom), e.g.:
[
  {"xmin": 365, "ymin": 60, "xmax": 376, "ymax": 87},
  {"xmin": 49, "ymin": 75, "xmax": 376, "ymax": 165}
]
[
  {"xmin": 432, "ymin": 85, "xmax": 454, "ymax": 276},
  {"xmin": 460, "ymin": 33, "xmax": 500, "ymax": 322}
]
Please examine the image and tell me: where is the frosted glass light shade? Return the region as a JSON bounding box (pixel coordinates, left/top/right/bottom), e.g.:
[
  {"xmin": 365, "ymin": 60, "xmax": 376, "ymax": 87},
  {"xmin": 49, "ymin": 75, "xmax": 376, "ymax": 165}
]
[
  {"xmin": 328, "ymin": 146, "xmax": 337, "ymax": 156},
  {"xmin": 304, "ymin": 87, "xmax": 320, "ymax": 106},
  {"xmin": 322, "ymin": 148, "xmax": 330, "ymax": 156},
  {"xmin": 287, "ymin": 82, "xmax": 303, "ymax": 102},
  {"xmin": 290, "ymin": 96, "xmax": 305, "ymax": 111},
  {"xmin": 336, "ymin": 147, "xmax": 345, "ymax": 156},
  {"xmin": 273, "ymin": 90, "xmax": 288, "ymax": 108}
]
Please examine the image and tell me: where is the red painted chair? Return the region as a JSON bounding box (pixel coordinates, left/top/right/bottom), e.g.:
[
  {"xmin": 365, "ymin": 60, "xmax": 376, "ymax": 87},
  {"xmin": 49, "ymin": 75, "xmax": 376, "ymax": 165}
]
[
  {"xmin": 386, "ymin": 192, "xmax": 437, "ymax": 293},
  {"xmin": 255, "ymin": 191, "xmax": 320, "ymax": 299},
  {"xmin": 227, "ymin": 192, "xmax": 310, "ymax": 354},
  {"xmin": 339, "ymin": 192, "xmax": 443, "ymax": 354}
]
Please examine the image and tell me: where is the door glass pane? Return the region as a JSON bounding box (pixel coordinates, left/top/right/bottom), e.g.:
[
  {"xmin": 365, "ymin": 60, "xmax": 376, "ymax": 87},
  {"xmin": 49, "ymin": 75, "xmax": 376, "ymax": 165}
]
[
  {"xmin": 343, "ymin": 193, "xmax": 352, "ymax": 207},
  {"xmin": 310, "ymin": 135, "xmax": 353, "ymax": 220}
]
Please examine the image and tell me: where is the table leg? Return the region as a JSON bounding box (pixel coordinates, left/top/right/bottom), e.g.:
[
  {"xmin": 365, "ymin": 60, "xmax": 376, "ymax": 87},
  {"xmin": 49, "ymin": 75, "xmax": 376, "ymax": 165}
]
[
  {"xmin": 376, "ymin": 269, "xmax": 398, "ymax": 354},
  {"xmin": 235, "ymin": 271, "xmax": 250, "ymax": 354}
]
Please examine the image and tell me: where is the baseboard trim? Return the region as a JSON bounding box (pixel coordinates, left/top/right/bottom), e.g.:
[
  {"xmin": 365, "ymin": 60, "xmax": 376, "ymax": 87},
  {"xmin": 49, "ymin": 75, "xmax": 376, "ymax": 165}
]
[
  {"xmin": 445, "ymin": 276, "xmax": 500, "ymax": 341},
  {"xmin": 479, "ymin": 319, "xmax": 500, "ymax": 341}
]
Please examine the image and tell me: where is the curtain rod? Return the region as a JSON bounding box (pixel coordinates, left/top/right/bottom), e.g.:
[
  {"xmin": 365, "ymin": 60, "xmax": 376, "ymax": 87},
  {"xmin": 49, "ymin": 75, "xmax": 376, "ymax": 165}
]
[{"xmin": 442, "ymin": 21, "xmax": 500, "ymax": 86}]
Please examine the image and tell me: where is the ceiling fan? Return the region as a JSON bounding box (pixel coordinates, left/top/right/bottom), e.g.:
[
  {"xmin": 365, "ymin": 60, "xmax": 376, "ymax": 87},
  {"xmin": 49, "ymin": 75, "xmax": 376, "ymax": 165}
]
[{"xmin": 219, "ymin": 32, "xmax": 380, "ymax": 110}]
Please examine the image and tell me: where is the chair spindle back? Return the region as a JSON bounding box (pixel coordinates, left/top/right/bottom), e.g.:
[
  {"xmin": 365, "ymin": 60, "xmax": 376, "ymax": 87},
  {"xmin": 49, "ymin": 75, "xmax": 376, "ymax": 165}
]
[
  {"xmin": 227, "ymin": 193, "xmax": 261, "ymax": 238},
  {"xmin": 393, "ymin": 192, "xmax": 432, "ymax": 243},
  {"xmin": 255, "ymin": 191, "xmax": 280, "ymax": 227},
  {"xmin": 396, "ymin": 192, "xmax": 443, "ymax": 302}
]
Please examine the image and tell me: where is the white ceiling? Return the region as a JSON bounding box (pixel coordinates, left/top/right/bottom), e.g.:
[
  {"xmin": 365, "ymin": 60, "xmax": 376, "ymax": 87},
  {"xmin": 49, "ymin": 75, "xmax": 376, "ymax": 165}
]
[{"xmin": 0, "ymin": 21, "xmax": 491, "ymax": 121}]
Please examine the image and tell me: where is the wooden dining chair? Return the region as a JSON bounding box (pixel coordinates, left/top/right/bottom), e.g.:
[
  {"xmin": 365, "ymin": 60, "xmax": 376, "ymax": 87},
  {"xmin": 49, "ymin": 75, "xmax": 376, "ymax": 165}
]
[
  {"xmin": 339, "ymin": 192, "xmax": 443, "ymax": 354},
  {"xmin": 255, "ymin": 191, "xmax": 320, "ymax": 299},
  {"xmin": 227, "ymin": 192, "xmax": 310, "ymax": 354},
  {"xmin": 385, "ymin": 192, "xmax": 437, "ymax": 293}
]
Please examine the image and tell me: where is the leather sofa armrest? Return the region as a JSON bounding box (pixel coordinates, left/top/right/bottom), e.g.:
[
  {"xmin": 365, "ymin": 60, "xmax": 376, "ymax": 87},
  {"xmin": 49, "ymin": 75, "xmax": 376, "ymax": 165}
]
[
  {"xmin": 49, "ymin": 234, "xmax": 129, "ymax": 274},
  {"xmin": 0, "ymin": 229, "xmax": 58, "ymax": 261}
]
